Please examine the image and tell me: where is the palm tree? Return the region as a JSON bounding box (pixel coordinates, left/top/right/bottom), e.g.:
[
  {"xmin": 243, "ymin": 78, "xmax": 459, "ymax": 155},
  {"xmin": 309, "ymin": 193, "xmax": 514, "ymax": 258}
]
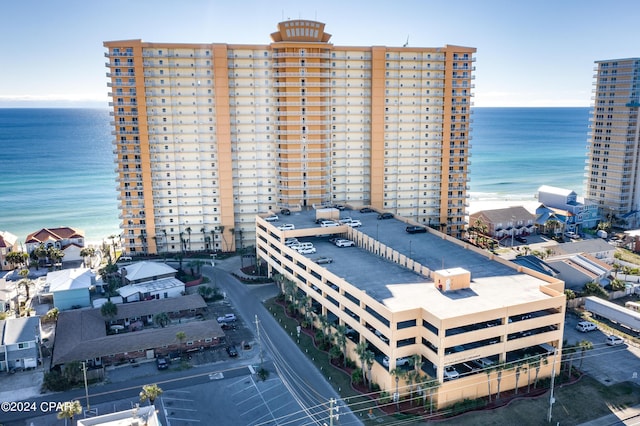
[
  {"xmin": 100, "ymin": 301, "xmax": 118, "ymax": 319},
  {"xmin": 514, "ymin": 361, "xmax": 526, "ymax": 395},
  {"xmin": 138, "ymin": 232, "xmax": 147, "ymax": 255},
  {"xmin": 409, "ymin": 354, "xmax": 423, "ymax": 405},
  {"xmin": 578, "ymin": 339, "xmax": 593, "ymax": 370},
  {"xmin": 6, "ymin": 251, "xmax": 27, "ymax": 269},
  {"xmin": 185, "ymin": 227, "xmax": 192, "ymax": 252},
  {"xmin": 162, "ymin": 229, "xmax": 168, "ymax": 254},
  {"xmin": 424, "ymin": 378, "xmax": 439, "ymax": 415},
  {"xmin": 57, "ymin": 399, "xmax": 82, "ymax": 424},
  {"xmin": 176, "ymin": 331, "xmax": 187, "ymax": 353},
  {"xmin": 201, "ymin": 227, "xmax": 207, "ymax": 250},
  {"xmin": 484, "ymin": 367, "xmax": 492, "ymax": 403},
  {"xmin": 18, "ymin": 268, "xmax": 33, "ymax": 301},
  {"xmin": 154, "ymin": 312, "xmax": 170, "ymax": 328},
  {"xmin": 355, "ymin": 341, "xmax": 369, "ymax": 386},
  {"xmin": 364, "ymin": 350, "xmax": 375, "ymax": 390},
  {"xmin": 390, "ymin": 367, "xmax": 405, "ymax": 412},
  {"xmin": 48, "ymin": 247, "xmax": 65, "ymax": 268},
  {"xmin": 495, "ymin": 363, "xmax": 506, "ymax": 400},
  {"xmin": 139, "ymin": 383, "xmax": 163, "ymax": 406},
  {"xmin": 318, "ymin": 315, "xmax": 330, "ymax": 347},
  {"xmin": 334, "ymin": 324, "xmax": 348, "ymax": 368},
  {"xmin": 33, "ymin": 243, "xmax": 48, "ymax": 269},
  {"xmin": 80, "ymin": 247, "xmax": 96, "ymax": 268}
]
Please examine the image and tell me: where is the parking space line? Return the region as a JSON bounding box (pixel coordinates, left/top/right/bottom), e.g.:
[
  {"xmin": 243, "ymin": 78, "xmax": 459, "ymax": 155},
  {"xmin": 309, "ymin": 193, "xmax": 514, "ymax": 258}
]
[
  {"xmin": 162, "ymin": 397, "xmax": 194, "ymax": 402},
  {"xmin": 164, "ymin": 407, "xmax": 198, "ymax": 412},
  {"xmin": 165, "ymin": 390, "xmax": 192, "ymax": 394},
  {"xmin": 236, "ymin": 392, "xmax": 263, "ymax": 405},
  {"xmin": 166, "ymin": 416, "xmax": 201, "ymax": 423}
]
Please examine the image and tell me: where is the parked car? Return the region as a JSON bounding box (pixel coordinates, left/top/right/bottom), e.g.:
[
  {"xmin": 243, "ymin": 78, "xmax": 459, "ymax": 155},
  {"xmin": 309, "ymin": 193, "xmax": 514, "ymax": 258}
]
[
  {"xmin": 359, "ymin": 207, "xmax": 374, "ymax": 213},
  {"xmin": 217, "ymin": 313, "xmax": 237, "ymax": 323},
  {"xmin": 377, "ymin": 212, "xmax": 394, "ymax": 220},
  {"xmin": 284, "ymin": 238, "xmax": 299, "ymax": 246},
  {"xmin": 226, "ymin": 345, "xmax": 238, "ymax": 357},
  {"xmin": 576, "ymin": 321, "xmax": 597, "ymax": 332},
  {"xmin": 313, "ymin": 256, "xmax": 333, "ymax": 264},
  {"xmin": 320, "ymin": 220, "xmax": 339, "ymax": 227},
  {"xmin": 297, "ymin": 246, "xmax": 317, "ymax": 254},
  {"xmin": 333, "ymin": 204, "xmax": 346, "ymax": 210},
  {"xmin": 345, "ymin": 219, "xmax": 362, "ymax": 228},
  {"xmin": 280, "ymin": 208, "xmax": 291, "ymax": 215},
  {"xmin": 406, "ymin": 225, "xmax": 427, "ymax": 234},
  {"xmin": 382, "ymin": 356, "xmax": 409, "ymax": 367},
  {"xmin": 335, "ymin": 239, "xmax": 355, "ymax": 247},
  {"xmin": 514, "ymin": 236, "xmax": 527, "ymax": 243},
  {"xmin": 444, "ymin": 366, "xmax": 460, "ymax": 380},
  {"xmin": 156, "ymin": 357, "xmax": 169, "ymax": 370},
  {"xmin": 264, "ymin": 215, "xmax": 279, "ymax": 222},
  {"xmin": 277, "ymin": 224, "xmax": 295, "ymax": 231},
  {"xmin": 606, "ymin": 335, "xmax": 624, "ymax": 346}
]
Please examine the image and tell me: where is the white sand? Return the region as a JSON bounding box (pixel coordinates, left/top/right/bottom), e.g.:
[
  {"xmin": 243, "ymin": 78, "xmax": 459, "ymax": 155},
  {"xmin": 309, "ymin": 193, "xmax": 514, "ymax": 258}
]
[{"xmin": 468, "ymin": 197, "xmax": 540, "ymax": 215}]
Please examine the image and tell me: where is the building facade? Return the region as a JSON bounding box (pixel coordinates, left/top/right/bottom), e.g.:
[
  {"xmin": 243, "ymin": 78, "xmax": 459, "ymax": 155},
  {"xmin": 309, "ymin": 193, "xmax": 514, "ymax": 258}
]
[
  {"xmin": 104, "ymin": 20, "xmax": 476, "ymax": 255},
  {"xmin": 254, "ymin": 209, "xmax": 565, "ymax": 407},
  {"xmin": 586, "ymin": 58, "xmax": 640, "ymax": 228}
]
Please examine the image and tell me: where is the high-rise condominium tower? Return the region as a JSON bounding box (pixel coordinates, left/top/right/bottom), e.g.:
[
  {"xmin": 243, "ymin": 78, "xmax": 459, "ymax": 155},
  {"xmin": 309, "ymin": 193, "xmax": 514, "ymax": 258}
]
[
  {"xmin": 586, "ymin": 58, "xmax": 640, "ymax": 228},
  {"xmin": 104, "ymin": 20, "xmax": 476, "ymax": 255}
]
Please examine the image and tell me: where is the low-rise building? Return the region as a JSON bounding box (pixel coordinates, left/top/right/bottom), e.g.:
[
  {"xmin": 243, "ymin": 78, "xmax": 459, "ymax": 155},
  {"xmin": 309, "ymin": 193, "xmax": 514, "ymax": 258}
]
[
  {"xmin": 536, "ymin": 185, "xmax": 600, "ymax": 234},
  {"xmin": 45, "ymin": 268, "xmax": 95, "ymax": 310},
  {"xmin": 255, "ymin": 209, "xmax": 565, "ymax": 408},
  {"xmin": 553, "ymin": 239, "xmax": 616, "ymax": 262},
  {"xmin": 77, "ymin": 405, "xmax": 160, "ymax": 426},
  {"xmin": 117, "ymin": 261, "xmax": 184, "ymax": 302},
  {"xmin": 0, "ymin": 316, "xmax": 41, "ymax": 372},
  {"xmin": 0, "ymin": 231, "xmax": 18, "ymax": 271},
  {"xmin": 24, "ymin": 227, "xmax": 85, "ymax": 263},
  {"xmin": 51, "ymin": 294, "xmax": 220, "ymax": 369},
  {"xmin": 468, "ymin": 206, "xmax": 536, "ymax": 241}
]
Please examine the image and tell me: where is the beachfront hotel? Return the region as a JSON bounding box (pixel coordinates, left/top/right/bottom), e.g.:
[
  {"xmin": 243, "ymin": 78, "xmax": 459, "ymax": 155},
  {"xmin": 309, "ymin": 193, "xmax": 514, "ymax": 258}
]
[
  {"xmin": 104, "ymin": 20, "xmax": 476, "ymax": 255},
  {"xmin": 586, "ymin": 57, "xmax": 640, "ymax": 228},
  {"xmin": 256, "ymin": 209, "xmax": 565, "ymax": 407}
]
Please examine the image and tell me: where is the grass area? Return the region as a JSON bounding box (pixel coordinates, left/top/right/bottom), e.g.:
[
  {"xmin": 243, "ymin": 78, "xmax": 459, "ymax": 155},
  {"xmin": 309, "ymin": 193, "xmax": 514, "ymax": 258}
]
[
  {"xmin": 445, "ymin": 376, "xmax": 640, "ymax": 426},
  {"xmin": 265, "ymin": 298, "xmax": 640, "ymax": 425},
  {"xmin": 616, "ymin": 247, "xmax": 640, "ymax": 265}
]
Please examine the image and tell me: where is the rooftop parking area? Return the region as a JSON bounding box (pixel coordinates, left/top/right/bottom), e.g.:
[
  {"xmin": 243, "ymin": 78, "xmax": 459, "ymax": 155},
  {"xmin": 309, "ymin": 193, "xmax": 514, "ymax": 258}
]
[{"xmin": 261, "ymin": 208, "xmax": 557, "ymax": 313}]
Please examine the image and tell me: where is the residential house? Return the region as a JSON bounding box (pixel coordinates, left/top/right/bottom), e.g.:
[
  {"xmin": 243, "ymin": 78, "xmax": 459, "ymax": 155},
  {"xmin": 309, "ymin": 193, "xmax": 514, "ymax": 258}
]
[
  {"xmin": 51, "ymin": 294, "xmax": 222, "ymax": 369},
  {"xmin": 0, "ymin": 316, "xmax": 41, "ymax": 371},
  {"xmin": 553, "ymin": 239, "xmax": 616, "ymax": 262},
  {"xmin": 117, "ymin": 261, "xmax": 184, "ymax": 302},
  {"xmin": 468, "ymin": 206, "xmax": 536, "ymax": 241},
  {"xmin": 45, "ymin": 268, "xmax": 95, "ymax": 310},
  {"xmin": 513, "ymin": 253, "xmax": 611, "ymax": 291},
  {"xmin": 24, "ymin": 227, "xmax": 85, "ymax": 263},
  {"xmin": 0, "ymin": 231, "xmax": 18, "ymax": 271},
  {"xmin": 536, "ymin": 185, "xmax": 600, "ymax": 234}
]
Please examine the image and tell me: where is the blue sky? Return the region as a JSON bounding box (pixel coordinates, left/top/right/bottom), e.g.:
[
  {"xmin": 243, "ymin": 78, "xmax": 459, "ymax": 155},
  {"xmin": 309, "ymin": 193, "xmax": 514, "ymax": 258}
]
[{"xmin": 1, "ymin": 0, "xmax": 639, "ymax": 107}]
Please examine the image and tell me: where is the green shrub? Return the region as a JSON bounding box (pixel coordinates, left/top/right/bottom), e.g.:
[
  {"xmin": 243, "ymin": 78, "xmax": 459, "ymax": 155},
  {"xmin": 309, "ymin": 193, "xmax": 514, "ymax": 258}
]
[{"xmin": 352, "ymin": 368, "xmax": 364, "ymax": 385}]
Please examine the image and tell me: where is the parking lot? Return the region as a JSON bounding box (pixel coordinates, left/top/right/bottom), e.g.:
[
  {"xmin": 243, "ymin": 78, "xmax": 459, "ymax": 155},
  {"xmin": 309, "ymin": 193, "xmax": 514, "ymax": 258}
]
[{"xmin": 563, "ymin": 314, "xmax": 640, "ymax": 385}]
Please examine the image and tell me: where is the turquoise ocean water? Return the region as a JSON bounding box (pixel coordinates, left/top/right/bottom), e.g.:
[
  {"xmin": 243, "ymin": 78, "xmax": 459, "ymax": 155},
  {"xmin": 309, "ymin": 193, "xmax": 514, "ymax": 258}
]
[{"xmin": 0, "ymin": 107, "xmax": 589, "ymax": 244}]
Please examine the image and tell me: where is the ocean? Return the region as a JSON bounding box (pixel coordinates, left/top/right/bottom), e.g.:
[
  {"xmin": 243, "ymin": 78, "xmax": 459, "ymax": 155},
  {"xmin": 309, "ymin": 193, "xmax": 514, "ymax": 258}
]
[{"xmin": 0, "ymin": 107, "xmax": 590, "ymax": 244}]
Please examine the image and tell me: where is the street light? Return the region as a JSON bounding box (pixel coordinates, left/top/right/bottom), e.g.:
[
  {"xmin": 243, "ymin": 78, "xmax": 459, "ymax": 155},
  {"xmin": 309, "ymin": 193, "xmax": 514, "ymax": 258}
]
[
  {"xmin": 511, "ymin": 216, "xmax": 516, "ymax": 247},
  {"xmin": 395, "ymin": 375, "xmax": 400, "ymax": 412}
]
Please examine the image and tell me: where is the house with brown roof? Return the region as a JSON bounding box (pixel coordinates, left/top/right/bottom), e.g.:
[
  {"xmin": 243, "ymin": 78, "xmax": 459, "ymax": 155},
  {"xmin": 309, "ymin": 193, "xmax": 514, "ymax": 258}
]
[
  {"xmin": 24, "ymin": 227, "xmax": 85, "ymax": 263},
  {"xmin": 51, "ymin": 294, "xmax": 222, "ymax": 369},
  {"xmin": 0, "ymin": 231, "xmax": 18, "ymax": 271},
  {"xmin": 469, "ymin": 206, "xmax": 536, "ymax": 241}
]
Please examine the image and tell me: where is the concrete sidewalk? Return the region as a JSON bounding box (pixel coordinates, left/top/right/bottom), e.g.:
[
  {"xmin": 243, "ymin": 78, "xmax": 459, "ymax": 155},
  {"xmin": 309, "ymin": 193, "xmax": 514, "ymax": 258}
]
[{"xmin": 579, "ymin": 403, "xmax": 640, "ymax": 425}]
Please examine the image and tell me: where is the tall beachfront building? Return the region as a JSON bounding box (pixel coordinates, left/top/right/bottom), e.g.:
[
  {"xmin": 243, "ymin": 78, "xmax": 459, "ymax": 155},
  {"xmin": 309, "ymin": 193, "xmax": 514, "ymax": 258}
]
[
  {"xmin": 104, "ymin": 20, "xmax": 476, "ymax": 255},
  {"xmin": 586, "ymin": 58, "xmax": 640, "ymax": 228}
]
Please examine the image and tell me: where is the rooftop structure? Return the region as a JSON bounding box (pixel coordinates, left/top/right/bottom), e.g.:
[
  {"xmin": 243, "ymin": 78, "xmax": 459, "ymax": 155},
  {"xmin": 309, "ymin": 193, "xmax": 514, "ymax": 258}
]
[
  {"xmin": 585, "ymin": 58, "xmax": 640, "ymax": 229},
  {"xmin": 255, "ymin": 208, "xmax": 565, "ymax": 407},
  {"xmin": 104, "ymin": 20, "xmax": 476, "ymax": 255}
]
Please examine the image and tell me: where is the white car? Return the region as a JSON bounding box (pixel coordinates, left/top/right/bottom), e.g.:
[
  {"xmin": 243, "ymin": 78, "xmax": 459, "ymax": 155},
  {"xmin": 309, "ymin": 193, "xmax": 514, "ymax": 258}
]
[
  {"xmin": 278, "ymin": 224, "xmax": 295, "ymax": 231},
  {"xmin": 284, "ymin": 238, "xmax": 299, "ymax": 246},
  {"xmin": 444, "ymin": 366, "xmax": 460, "ymax": 380},
  {"xmin": 217, "ymin": 313, "xmax": 237, "ymax": 323},
  {"xmin": 606, "ymin": 335, "xmax": 624, "ymax": 346},
  {"xmin": 297, "ymin": 246, "xmax": 317, "ymax": 254},
  {"xmin": 320, "ymin": 220, "xmax": 339, "ymax": 228},
  {"xmin": 382, "ymin": 356, "xmax": 409, "ymax": 367},
  {"xmin": 339, "ymin": 217, "xmax": 354, "ymax": 224},
  {"xmin": 346, "ymin": 220, "xmax": 362, "ymax": 228},
  {"xmin": 264, "ymin": 215, "xmax": 279, "ymax": 222},
  {"xmin": 335, "ymin": 239, "xmax": 355, "ymax": 247}
]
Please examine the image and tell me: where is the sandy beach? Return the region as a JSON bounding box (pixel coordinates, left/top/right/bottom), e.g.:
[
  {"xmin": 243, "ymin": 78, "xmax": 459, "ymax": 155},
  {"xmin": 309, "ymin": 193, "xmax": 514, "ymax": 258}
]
[{"xmin": 468, "ymin": 198, "xmax": 540, "ymax": 215}]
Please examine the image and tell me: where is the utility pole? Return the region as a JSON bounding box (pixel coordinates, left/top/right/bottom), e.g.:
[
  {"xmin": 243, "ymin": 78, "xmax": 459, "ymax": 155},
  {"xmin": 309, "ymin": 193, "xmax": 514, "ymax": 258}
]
[
  {"xmin": 82, "ymin": 361, "xmax": 90, "ymax": 411},
  {"xmin": 328, "ymin": 398, "xmax": 339, "ymax": 426},
  {"xmin": 255, "ymin": 315, "xmax": 263, "ymax": 371},
  {"xmin": 547, "ymin": 348, "xmax": 558, "ymax": 423}
]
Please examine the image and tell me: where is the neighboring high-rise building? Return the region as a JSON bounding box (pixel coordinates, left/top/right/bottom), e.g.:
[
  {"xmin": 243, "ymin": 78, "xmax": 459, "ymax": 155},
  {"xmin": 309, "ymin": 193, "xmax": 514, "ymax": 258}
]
[
  {"xmin": 104, "ymin": 20, "xmax": 476, "ymax": 255},
  {"xmin": 586, "ymin": 58, "xmax": 640, "ymax": 228}
]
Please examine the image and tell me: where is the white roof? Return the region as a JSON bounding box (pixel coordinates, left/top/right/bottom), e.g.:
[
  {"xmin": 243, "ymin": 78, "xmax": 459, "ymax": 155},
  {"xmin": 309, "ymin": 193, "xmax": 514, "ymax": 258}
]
[
  {"xmin": 47, "ymin": 268, "xmax": 94, "ymax": 292},
  {"xmin": 117, "ymin": 277, "xmax": 184, "ymax": 298},
  {"xmin": 122, "ymin": 261, "xmax": 177, "ymax": 282},
  {"xmin": 538, "ymin": 185, "xmax": 575, "ymax": 196}
]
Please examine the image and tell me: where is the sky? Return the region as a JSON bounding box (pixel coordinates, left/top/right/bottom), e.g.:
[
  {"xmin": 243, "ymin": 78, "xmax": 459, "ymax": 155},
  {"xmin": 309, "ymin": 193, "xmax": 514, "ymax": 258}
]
[{"xmin": 1, "ymin": 0, "xmax": 639, "ymax": 108}]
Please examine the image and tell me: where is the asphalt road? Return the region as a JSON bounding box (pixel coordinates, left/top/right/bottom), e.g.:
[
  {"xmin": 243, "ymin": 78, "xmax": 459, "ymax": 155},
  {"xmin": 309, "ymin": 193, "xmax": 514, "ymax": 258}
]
[{"xmin": 3, "ymin": 263, "xmax": 362, "ymax": 426}]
